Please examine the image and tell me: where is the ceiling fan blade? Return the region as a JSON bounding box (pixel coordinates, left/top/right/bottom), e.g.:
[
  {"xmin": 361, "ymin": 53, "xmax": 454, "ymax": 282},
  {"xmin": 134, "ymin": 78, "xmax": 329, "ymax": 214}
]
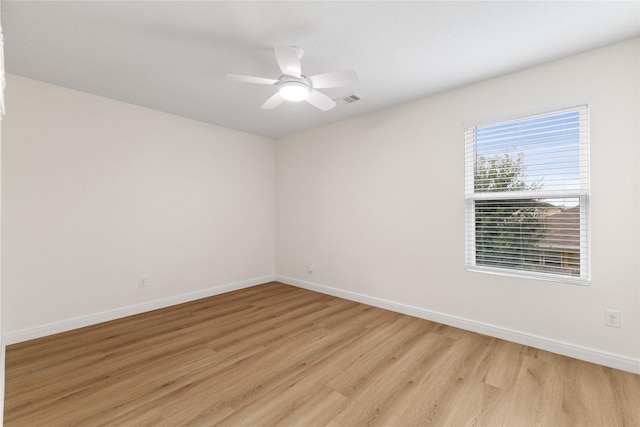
[
  {"xmin": 306, "ymin": 90, "xmax": 336, "ymax": 111},
  {"xmin": 274, "ymin": 45, "xmax": 301, "ymax": 78},
  {"xmin": 261, "ymin": 92, "xmax": 285, "ymax": 109},
  {"xmin": 226, "ymin": 74, "xmax": 278, "ymax": 85},
  {"xmin": 309, "ymin": 70, "xmax": 359, "ymax": 89}
]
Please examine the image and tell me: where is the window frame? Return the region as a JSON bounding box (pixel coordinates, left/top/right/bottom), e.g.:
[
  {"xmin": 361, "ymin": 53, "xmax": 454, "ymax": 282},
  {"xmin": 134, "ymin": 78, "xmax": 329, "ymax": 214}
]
[{"xmin": 464, "ymin": 106, "xmax": 590, "ymax": 285}]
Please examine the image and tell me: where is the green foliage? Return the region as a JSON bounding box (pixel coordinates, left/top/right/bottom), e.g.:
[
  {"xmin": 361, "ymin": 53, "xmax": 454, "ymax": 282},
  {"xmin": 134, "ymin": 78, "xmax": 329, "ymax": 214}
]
[
  {"xmin": 475, "ymin": 152, "xmax": 541, "ymax": 192},
  {"xmin": 474, "ymin": 152, "xmax": 548, "ymax": 269}
]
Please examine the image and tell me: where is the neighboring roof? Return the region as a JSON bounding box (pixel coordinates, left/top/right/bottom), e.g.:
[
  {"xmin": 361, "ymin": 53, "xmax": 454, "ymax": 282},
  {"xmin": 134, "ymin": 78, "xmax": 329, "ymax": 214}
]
[{"xmin": 538, "ymin": 206, "xmax": 580, "ymax": 250}]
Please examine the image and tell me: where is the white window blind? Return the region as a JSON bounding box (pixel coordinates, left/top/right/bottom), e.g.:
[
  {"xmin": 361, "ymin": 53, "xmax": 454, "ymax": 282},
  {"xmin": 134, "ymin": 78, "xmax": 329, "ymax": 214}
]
[{"xmin": 465, "ymin": 106, "xmax": 590, "ymax": 284}]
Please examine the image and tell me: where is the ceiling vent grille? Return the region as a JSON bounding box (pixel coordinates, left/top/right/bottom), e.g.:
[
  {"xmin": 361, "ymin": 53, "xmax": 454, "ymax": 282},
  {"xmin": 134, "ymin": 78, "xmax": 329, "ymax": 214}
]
[{"xmin": 335, "ymin": 93, "xmax": 361, "ymax": 105}]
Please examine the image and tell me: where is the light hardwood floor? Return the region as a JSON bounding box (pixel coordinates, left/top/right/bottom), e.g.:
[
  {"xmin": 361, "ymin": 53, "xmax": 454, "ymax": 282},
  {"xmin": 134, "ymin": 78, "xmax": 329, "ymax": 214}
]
[{"xmin": 4, "ymin": 282, "xmax": 639, "ymax": 426}]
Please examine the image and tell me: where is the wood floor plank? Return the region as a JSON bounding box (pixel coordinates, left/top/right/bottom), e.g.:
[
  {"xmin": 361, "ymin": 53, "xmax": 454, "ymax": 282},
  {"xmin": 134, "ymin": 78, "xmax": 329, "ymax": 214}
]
[
  {"xmin": 607, "ymin": 366, "xmax": 640, "ymax": 426},
  {"xmin": 480, "ymin": 338, "xmax": 527, "ymax": 390},
  {"xmin": 330, "ymin": 331, "xmax": 455, "ymax": 426},
  {"xmin": 326, "ymin": 315, "xmax": 442, "ymax": 398},
  {"xmin": 392, "ymin": 332, "xmax": 497, "ymax": 425},
  {"xmin": 502, "ymin": 355, "xmax": 561, "ymax": 426},
  {"xmin": 4, "ymin": 282, "xmax": 639, "ymax": 426}
]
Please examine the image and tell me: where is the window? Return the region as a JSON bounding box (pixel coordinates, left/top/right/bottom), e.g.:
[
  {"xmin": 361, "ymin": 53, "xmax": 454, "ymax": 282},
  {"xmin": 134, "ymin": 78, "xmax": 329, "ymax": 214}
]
[{"xmin": 465, "ymin": 106, "xmax": 589, "ymax": 284}]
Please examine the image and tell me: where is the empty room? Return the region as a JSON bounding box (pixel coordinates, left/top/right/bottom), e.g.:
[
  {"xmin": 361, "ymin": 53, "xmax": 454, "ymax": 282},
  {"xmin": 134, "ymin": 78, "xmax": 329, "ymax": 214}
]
[{"xmin": 1, "ymin": 1, "xmax": 639, "ymax": 425}]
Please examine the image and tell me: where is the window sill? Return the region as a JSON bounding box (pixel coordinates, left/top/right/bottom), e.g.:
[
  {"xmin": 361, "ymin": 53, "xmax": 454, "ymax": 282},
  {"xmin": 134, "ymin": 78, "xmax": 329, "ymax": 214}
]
[{"xmin": 466, "ymin": 264, "xmax": 590, "ymax": 286}]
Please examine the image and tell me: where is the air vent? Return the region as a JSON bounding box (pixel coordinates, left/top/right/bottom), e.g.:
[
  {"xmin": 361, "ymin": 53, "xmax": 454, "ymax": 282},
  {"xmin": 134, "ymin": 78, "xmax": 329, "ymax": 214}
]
[{"xmin": 335, "ymin": 93, "xmax": 362, "ymax": 105}]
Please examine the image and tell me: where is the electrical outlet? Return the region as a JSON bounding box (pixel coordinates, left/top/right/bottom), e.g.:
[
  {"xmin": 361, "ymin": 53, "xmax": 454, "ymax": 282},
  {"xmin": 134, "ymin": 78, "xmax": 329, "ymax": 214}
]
[
  {"xmin": 138, "ymin": 276, "xmax": 148, "ymax": 288},
  {"xmin": 308, "ymin": 262, "xmax": 314, "ymax": 274},
  {"xmin": 605, "ymin": 309, "xmax": 621, "ymax": 328}
]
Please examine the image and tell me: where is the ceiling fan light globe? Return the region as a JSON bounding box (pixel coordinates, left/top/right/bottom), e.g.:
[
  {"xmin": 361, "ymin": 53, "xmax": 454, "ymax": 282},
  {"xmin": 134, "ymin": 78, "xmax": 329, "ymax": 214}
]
[{"xmin": 279, "ymin": 81, "xmax": 310, "ymax": 101}]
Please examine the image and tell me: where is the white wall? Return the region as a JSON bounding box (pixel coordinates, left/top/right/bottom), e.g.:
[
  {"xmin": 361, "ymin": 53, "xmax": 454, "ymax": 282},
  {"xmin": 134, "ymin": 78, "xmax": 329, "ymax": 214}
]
[
  {"xmin": 0, "ymin": 4, "xmax": 5, "ymax": 421},
  {"xmin": 0, "ymin": 105, "xmax": 4, "ymax": 427},
  {"xmin": 276, "ymin": 38, "xmax": 640, "ymax": 371},
  {"xmin": 2, "ymin": 75, "xmax": 275, "ymax": 336}
]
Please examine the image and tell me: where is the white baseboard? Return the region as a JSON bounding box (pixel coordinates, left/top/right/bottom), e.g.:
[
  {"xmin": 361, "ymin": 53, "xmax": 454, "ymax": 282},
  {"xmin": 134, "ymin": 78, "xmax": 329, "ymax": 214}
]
[
  {"xmin": 3, "ymin": 275, "xmax": 275, "ymax": 345},
  {"xmin": 276, "ymin": 275, "xmax": 640, "ymax": 375}
]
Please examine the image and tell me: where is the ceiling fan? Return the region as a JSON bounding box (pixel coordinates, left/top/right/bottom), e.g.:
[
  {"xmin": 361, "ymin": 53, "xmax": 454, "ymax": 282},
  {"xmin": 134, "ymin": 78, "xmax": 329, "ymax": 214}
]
[{"xmin": 226, "ymin": 45, "xmax": 358, "ymax": 111}]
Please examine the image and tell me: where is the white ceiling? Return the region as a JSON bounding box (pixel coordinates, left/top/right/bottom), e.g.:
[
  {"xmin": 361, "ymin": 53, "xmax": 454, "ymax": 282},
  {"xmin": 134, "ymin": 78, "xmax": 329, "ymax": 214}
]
[{"xmin": 3, "ymin": 1, "xmax": 639, "ymax": 139}]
